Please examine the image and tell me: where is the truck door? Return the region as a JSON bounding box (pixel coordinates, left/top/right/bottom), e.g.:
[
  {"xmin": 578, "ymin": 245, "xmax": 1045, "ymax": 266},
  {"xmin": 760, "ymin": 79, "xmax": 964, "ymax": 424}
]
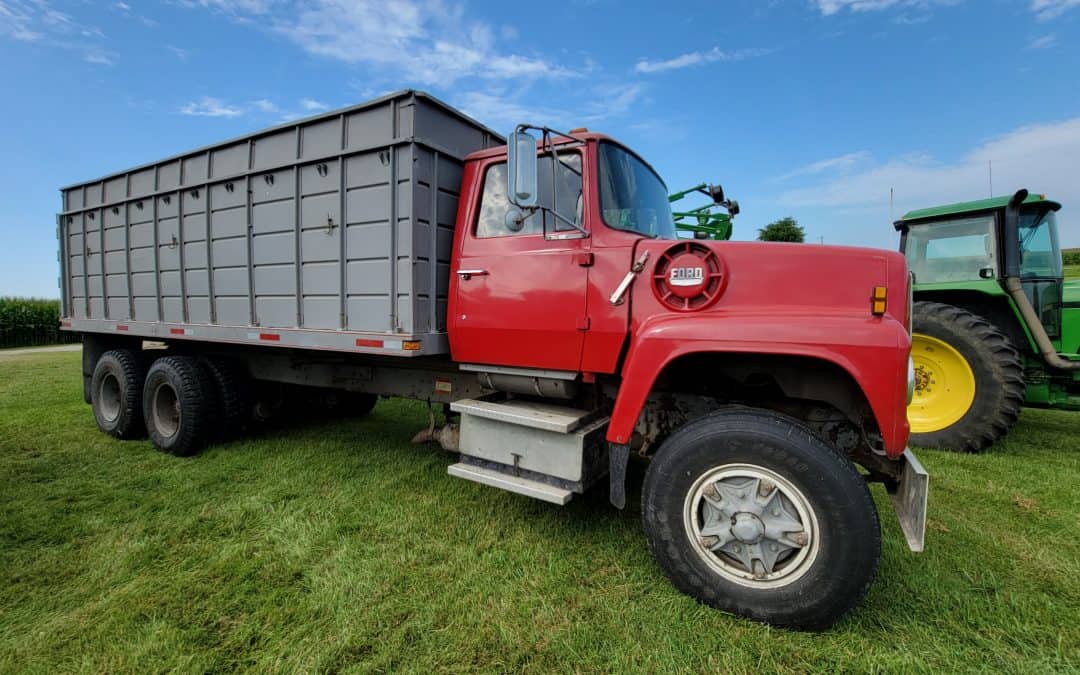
[{"xmin": 451, "ymin": 152, "xmax": 588, "ymax": 371}]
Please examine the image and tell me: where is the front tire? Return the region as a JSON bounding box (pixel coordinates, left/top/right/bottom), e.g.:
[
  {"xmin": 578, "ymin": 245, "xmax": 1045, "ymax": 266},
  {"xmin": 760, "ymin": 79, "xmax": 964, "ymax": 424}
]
[
  {"xmin": 642, "ymin": 408, "xmax": 880, "ymax": 630},
  {"xmin": 908, "ymin": 301, "xmax": 1025, "ymax": 452},
  {"xmin": 142, "ymin": 356, "xmax": 217, "ymax": 456}
]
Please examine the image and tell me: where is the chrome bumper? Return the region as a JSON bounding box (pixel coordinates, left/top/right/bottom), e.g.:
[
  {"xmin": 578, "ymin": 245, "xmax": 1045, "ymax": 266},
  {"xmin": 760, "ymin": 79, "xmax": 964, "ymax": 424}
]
[{"xmin": 887, "ymin": 449, "xmax": 928, "ymax": 552}]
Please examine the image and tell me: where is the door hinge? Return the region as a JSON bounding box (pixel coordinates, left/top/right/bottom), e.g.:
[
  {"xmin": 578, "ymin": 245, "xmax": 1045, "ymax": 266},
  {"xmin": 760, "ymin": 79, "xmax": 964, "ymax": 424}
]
[
  {"xmin": 576, "ymin": 317, "xmax": 591, "ymax": 331},
  {"xmin": 575, "ymin": 252, "xmax": 594, "ymax": 267}
]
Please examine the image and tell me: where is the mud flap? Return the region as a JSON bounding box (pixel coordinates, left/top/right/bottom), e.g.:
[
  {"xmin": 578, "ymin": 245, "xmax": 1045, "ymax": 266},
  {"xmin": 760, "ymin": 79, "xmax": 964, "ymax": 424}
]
[
  {"xmin": 886, "ymin": 449, "xmax": 929, "ymax": 552},
  {"xmin": 609, "ymin": 443, "xmax": 630, "ymax": 509}
]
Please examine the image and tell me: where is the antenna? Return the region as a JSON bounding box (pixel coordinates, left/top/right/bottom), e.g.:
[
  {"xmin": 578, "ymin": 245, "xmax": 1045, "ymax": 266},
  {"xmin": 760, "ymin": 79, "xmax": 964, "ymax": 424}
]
[
  {"xmin": 988, "ymin": 160, "xmax": 993, "ymax": 197},
  {"xmin": 889, "ymin": 187, "xmax": 894, "ymax": 223}
]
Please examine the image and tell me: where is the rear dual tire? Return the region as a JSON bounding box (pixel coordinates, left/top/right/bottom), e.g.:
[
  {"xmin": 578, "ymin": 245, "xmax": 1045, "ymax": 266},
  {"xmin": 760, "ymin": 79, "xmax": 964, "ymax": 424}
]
[
  {"xmin": 642, "ymin": 408, "xmax": 880, "ymax": 630},
  {"xmin": 142, "ymin": 356, "xmax": 218, "ymax": 457},
  {"xmin": 90, "ymin": 349, "xmax": 147, "ymax": 439}
]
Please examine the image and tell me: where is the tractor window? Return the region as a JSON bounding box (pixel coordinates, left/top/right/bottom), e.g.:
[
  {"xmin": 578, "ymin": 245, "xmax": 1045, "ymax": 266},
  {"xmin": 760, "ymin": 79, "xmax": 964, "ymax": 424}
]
[
  {"xmin": 1018, "ymin": 210, "xmax": 1063, "ymax": 279},
  {"xmin": 475, "ymin": 153, "xmax": 582, "ymax": 238},
  {"xmin": 904, "ymin": 215, "xmax": 997, "ymax": 283}
]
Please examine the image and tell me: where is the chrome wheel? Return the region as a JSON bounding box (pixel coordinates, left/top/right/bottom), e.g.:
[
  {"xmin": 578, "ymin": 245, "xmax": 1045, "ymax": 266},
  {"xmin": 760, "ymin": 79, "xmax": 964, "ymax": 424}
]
[{"xmin": 683, "ymin": 463, "xmax": 820, "ymax": 588}]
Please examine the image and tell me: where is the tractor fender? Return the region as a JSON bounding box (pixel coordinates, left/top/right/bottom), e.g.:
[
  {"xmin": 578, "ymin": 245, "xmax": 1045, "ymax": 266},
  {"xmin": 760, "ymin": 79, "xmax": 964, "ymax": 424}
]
[{"xmin": 607, "ymin": 310, "xmax": 912, "ymax": 457}]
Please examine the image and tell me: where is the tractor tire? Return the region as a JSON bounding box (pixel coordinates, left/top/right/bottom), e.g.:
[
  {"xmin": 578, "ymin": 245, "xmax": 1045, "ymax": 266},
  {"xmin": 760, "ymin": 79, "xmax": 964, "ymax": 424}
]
[
  {"xmin": 90, "ymin": 349, "xmax": 146, "ymax": 439},
  {"xmin": 908, "ymin": 301, "xmax": 1025, "ymax": 452},
  {"xmin": 642, "ymin": 408, "xmax": 880, "ymax": 630},
  {"xmin": 198, "ymin": 357, "xmax": 252, "ymax": 440},
  {"xmin": 142, "ymin": 356, "xmax": 218, "ymax": 456}
]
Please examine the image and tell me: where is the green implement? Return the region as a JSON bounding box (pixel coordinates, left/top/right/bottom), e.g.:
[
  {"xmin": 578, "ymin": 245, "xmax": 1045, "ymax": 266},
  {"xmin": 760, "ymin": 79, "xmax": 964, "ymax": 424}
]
[
  {"xmin": 670, "ymin": 183, "xmax": 739, "ymax": 241},
  {"xmin": 895, "ymin": 189, "xmax": 1079, "ymax": 452}
]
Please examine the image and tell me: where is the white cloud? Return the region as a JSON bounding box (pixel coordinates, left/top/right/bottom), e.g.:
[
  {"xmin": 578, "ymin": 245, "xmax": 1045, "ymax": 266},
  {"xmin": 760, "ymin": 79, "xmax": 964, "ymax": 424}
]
[
  {"xmin": 251, "ymin": 98, "xmax": 278, "ymax": 113},
  {"xmin": 166, "ymin": 44, "xmax": 188, "ymax": 59},
  {"xmin": 300, "ymin": 98, "xmax": 328, "ymax": 111},
  {"xmin": 814, "ymin": 0, "xmax": 956, "ymax": 15},
  {"xmin": 1031, "ymin": 0, "xmax": 1080, "ymax": 20},
  {"xmin": 777, "ymin": 117, "xmax": 1080, "ymax": 245},
  {"xmin": 84, "ymin": 51, "xmax": 113, "ymax": 65},
  {"xmin": 114, "ymin": 1, "xmax": 131, "ymax": 10},
  {"xmin": 457, "ymin": 82, "xmax": 644, "ymax": 130},
  {"xmin": 582, "ymin": 82, "xmax": 644, "ymax": 121},
  {"xmin": 1028, "ymin": 33, "xmax": 1057, "ymax": 49},
  {"xmin": 635, "ymin": 47, "xmax": 770, "ymax": 74},
  {"xmin": 181, "ymin": 0, "xmax": 582, "ymax": 86},
  {"xmin": 179, "ymin": 97, "xmax": 244, "ymax": 117},
  {"xmin": 775, "ymin": 151, "xmax": 871, "ymax": 181},
  {"xmin": 0, "ymin": 0, "xmax": 109, "ymax": 60}
]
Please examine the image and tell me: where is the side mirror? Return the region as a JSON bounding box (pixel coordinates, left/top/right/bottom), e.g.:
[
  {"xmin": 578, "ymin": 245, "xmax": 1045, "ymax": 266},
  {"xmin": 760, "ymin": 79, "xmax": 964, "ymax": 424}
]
[{"xmin": 507, "ymin": 128, "xmax": 538, "ymax": 208}]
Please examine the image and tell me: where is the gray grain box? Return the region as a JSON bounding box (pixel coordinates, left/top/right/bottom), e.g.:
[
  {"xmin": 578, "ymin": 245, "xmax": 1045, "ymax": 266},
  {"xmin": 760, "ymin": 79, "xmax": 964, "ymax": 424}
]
[{"xmin": 57, "ymin": 90, "xmax": 502, "ymax": 356}]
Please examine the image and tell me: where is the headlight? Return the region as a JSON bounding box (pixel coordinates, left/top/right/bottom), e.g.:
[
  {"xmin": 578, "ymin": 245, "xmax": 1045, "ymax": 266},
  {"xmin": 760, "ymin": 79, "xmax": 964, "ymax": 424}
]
[{"xmin": 907, "ymin": 356, "xmax": 916, "ymax": 404}]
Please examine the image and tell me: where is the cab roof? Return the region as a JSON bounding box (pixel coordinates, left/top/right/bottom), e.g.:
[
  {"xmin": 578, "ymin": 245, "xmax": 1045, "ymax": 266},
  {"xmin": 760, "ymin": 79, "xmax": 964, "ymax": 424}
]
[
  {"xmin": 897, "ymin": 193, "xmax": 1061, "ymax": 228},
  {"xmin": 463, "ymin": 131, "xmax": 668, "ymax": 190}
]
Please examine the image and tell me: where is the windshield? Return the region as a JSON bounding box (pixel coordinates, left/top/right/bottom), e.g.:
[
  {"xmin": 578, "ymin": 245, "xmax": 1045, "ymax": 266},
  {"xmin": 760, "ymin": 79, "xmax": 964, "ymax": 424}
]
[
  {"xmin": 598, "ymin": 141, "xmax": 678, "ymax": 239},
  {"xmin": 1018, "ymin": 210, "xmax": 1063, "ymax": 278},
  {"xmin": 903, "ymin": 214, "xmax": 997, "ymax": 283}
]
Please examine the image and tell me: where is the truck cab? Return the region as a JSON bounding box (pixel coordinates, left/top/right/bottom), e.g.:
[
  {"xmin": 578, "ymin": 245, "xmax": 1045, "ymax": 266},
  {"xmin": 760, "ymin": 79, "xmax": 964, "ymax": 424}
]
[
  {"xmin": 448, "ymin": 129, "xmax": 914, "ymax": 458},
  {"xmin": 437, "ymin": 127, "xmax": 925, "ymax": 628}
]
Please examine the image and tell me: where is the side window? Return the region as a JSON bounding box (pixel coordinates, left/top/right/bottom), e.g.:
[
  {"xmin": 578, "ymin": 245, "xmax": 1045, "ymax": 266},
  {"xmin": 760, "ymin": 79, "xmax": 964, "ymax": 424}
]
[
  {"xmin": 475, "ymin": 153, "xmax": 582, "ymax": 238},
  {"xmin": 904, "ymin": 215, "xmax": 996, "ymax": 283}
]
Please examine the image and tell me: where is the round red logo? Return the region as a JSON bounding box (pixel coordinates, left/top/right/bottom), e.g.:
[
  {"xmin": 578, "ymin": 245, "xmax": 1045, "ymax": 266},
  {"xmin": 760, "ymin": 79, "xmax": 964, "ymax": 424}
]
[{"xmin": 652, "ymin": 242, "xmax": 727, "ymax": 311}]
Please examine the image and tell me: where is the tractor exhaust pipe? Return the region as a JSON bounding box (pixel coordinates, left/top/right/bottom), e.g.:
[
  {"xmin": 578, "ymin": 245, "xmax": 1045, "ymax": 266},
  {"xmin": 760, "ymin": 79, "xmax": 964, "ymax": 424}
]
[{"xmin": 1002, "ymin": 189, "xmax": 1080, "ymax": 372}]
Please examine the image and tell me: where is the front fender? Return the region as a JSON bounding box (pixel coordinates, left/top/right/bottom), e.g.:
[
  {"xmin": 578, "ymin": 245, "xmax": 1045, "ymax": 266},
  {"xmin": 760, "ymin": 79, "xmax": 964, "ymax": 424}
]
[{"xmin": 607, "ymin": 310, "xmax": 912, "ymax": 457}]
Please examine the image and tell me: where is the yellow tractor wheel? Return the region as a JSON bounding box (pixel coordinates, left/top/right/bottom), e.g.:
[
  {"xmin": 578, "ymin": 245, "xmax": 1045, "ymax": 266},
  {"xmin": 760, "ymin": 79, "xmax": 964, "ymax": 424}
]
[
  {"xmin": 908, "ymin": 334, "xmax": 976, "ymax": 433},
  {"xmin": 906, "ymin": 301, "xmax": 1025, "ymax": 452}
]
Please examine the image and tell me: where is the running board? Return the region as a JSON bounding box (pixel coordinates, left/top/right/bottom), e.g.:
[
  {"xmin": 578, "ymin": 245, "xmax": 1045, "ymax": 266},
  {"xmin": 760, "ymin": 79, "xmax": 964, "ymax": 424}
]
[
  {"xmin": 448, "ymin": 462, "xmax": 573, "ymax": 505},
  {"xmin": 450, "ymin": 398, "xmax": 594, "ymax": 433}
]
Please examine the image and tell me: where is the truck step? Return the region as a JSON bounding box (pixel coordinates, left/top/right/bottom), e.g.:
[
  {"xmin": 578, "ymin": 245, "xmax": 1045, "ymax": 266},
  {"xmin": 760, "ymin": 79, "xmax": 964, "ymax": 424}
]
[
  {"xmin": 447, "ymin": 462, "xmax": 573, "ymax": 505},
  {"xmin": 450, "ymin": 398, "xmax": 593, "ymax": 433}
]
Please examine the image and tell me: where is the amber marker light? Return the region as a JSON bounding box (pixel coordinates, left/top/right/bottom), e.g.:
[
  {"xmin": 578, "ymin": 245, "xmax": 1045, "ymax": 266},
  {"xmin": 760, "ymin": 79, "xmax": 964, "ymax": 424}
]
[{"xmin": 871, "ymin": 286, "xmax": 887, "ymax": 315}]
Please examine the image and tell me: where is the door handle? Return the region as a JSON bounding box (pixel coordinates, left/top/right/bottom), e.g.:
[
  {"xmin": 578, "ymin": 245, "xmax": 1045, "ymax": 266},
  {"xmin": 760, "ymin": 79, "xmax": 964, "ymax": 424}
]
[{"xmin": 456, "ymin": 269, "xmax": 488, "ymax": 280}]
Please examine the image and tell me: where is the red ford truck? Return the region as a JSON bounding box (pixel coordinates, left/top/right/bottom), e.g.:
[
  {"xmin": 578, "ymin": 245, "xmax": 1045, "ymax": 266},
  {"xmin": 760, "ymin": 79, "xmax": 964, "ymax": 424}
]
[{"xmin": 57, "ymin": 90, "xmax": 926, "ymax": 629}]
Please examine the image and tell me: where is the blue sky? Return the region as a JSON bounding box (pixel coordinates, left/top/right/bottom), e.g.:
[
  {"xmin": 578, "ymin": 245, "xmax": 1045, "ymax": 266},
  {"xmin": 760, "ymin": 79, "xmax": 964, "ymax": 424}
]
[{"xmin": 2, "ymin": 0, "xmax": 1079, "ymax": 297}]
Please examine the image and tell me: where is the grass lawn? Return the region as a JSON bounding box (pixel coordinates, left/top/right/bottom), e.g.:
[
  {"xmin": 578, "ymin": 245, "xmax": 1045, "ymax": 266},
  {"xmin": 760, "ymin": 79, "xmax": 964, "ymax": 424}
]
[{"xmin": 1, "ymin": 352, "xmax": 1078, "ymax": 673}]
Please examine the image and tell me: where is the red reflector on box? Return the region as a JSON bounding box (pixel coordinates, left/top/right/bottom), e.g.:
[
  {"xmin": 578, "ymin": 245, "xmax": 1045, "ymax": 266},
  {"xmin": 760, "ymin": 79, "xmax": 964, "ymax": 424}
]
[
  {"xmin": 170, "ymin": 328, "xmax": 185, "ymax": 335},
  {"xmin": 116, "ymin": 324, "xmax": 129, "ymax": 331},
  {"xmin": 259, "ymin": 333, "xmax": 280, "ymax": 342},
  {"xmin": 356, "ymin": 338, "xmax": 383, "ymax": 348}
]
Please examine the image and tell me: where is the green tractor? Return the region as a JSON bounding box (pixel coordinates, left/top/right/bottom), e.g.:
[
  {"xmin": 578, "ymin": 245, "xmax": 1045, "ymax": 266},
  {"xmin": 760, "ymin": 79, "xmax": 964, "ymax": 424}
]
[
  {"xmin": 670, "ymin": 183, "xmax": 739, "ymax": 240},
  {"xmin": 895, "ymin": 189, "xmax": 1080, "ymax": 452}
]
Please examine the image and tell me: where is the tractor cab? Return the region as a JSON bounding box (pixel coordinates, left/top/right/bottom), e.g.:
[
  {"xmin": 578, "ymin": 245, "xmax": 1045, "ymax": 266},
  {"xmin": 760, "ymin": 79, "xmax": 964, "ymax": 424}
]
[
  {"xmin": 894, "ymin": 192, "xmax": 1079, "ymax": 452},
  {"xmin": 897, "ymin": 194, "xmax": 1068, "ymax": 345}
]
